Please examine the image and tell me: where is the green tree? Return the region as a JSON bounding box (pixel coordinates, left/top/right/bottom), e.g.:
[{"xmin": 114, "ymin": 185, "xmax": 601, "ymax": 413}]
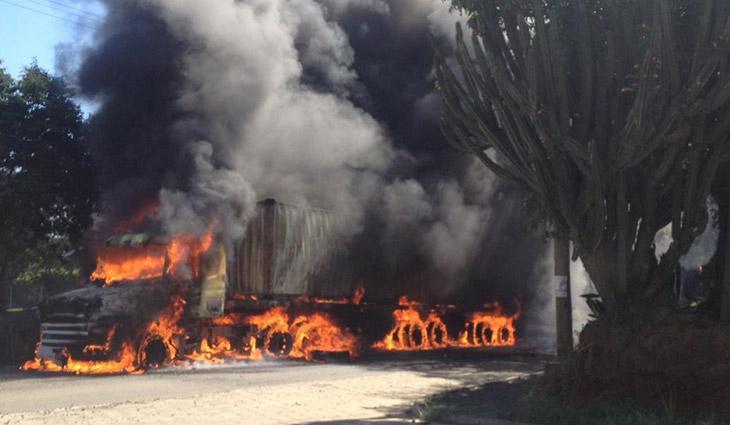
[
  {"xmin": 0, "ymin": 62, "xmax": 96, "ymax": 309},
  {"xmin": 437, "ymin": 0, "xmax": 730, "ymax": 316}
]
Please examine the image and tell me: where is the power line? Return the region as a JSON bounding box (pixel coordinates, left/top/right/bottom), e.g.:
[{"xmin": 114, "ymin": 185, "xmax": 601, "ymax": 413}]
[
  {"xmin": 42, "ymin": 0, "xmax": 105, "ymax": 21},
  {"xmin": 0, "ymin": 0, "xmax": 99, "ymax": 29},
  {"xmin": 25, "ymin": 0, "xmax": 105, "ymax": 23},
  {"xmin": 23, "ymin": 0, "xmax": 103, "ymax": 24}
]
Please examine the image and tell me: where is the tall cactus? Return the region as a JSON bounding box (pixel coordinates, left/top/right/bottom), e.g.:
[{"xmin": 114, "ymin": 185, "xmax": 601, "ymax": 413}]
[{"xmin": 437, "ymin": 0, "xmax": 730, "ymax": 313}]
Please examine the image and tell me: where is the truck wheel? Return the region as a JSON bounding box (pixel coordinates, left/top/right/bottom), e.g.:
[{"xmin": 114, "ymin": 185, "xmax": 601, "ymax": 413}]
[
  {"xmin": 426, "ymin": 320, "xmax": 448, "ymax": 348},
  {"xmin": 405, "ymin": 323, "xmax": 427, "ymax": 349},
  {"xmin": 477, "ymin": 323, "xmax": 495, "ymax": 346},
  {"xmin": 138, "ymin": 337, "xmax": 168, "ymax": 369},
  {"xmin": 265, "ymin": 331, "xmax": 293, "ymax": 358}
]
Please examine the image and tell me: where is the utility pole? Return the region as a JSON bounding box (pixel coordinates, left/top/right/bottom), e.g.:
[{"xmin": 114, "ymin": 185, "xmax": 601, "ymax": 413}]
[
  {"xmin": 554, "ymin": 237, "xmax": 573, "ymax": 359},
  {"xmin": 721, "ymin": 206, "xmax": 730, "ymax": 322}
]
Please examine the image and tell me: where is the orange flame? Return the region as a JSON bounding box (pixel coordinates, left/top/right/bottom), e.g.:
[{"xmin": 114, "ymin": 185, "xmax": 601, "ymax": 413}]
[
  {"xmin": 454, "ymin": 301, "xmax": 520, "ymax": 348},
  {"xmin": 185, "ymin": 336, "xmax": 252, "ymax": 363},
  {"xmin": 22, "ymin": 290, "xmax": 517, "ymax": 375},
  {"xmin": 90, "ymin": 245, "xmax": 167, "ymax": 284},
  {"xmin": 21, "ymin": 342, "xmax": 138, "ymax": 375},
  {"xmin": 205, "ymin": 307, "xmax": 357, "ymax": 360},
  {"xmin": 397, "ymin": 295, "xmax": 421, "ymax": 307},
  {"xmin": 138, "ymin": 295, "xmax": 187, "ymax": 365},
  {"xmin": 372, "ymin": 306, "xmax": 445, "ymax": 351},
  {"xmin": 373, "ymin": 299, "xmax": 519, "ymax": 351},
  {"xmin": 82, "ymin": 325, "xmax": 118, "ymax": 355},
  {"xmin": 21, "ymin": 295, "xmax": 187, "ymax": 375},
  {"xmin": 91, "ymin": 231, "xmax": 214, "ymax": 285},
  {"xmin": 289, "ymin": 313, "xmax": 358, "ymax": 360}
]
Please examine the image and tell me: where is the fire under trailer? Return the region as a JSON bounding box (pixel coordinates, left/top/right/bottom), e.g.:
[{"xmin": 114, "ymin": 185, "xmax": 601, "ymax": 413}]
[{"xmin": 27, "ymin": 199, "xmax": 519, "ymax": 373}]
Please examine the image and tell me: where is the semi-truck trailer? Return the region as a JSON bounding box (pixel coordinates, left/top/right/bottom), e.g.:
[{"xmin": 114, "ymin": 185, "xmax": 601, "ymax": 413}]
[{"xmin": 25, "ymin": 199, "xmax": 519, "ymax": 373}]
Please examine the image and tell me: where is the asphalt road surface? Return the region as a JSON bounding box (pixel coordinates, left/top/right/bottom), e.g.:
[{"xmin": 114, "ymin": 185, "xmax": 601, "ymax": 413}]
[{"xmin": 0, "ymin": 353, "xmax": 544, "ymax": 425}]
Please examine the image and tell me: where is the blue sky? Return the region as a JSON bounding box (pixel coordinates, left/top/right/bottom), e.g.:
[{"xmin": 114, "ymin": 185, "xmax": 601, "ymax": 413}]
[{"xmin": 0, "ymin": 0, "xmax": 105, "ymax": 78}]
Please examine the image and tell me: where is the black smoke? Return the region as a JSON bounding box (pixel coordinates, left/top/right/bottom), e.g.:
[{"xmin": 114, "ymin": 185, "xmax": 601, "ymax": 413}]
[
  {"xmin": 74, "ymin": 0, "xmax": 548, "ymax": 318},
  {"xmin": 79, "ymin": 5, "xmax": 185, "ymax": 229},
  {"xmin": 312, "ymin": 1, "xmax": 548, "ymax": 307}
]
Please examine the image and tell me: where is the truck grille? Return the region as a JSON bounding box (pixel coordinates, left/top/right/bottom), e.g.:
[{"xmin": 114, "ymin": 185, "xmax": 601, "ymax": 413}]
[{"xmin": 39, "ymin": 313, "xmax": 89, "ymax": 352}]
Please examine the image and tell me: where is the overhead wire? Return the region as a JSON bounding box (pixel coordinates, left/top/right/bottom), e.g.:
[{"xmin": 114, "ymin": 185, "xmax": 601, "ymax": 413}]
[
  {"xmin": 23, "ymin": 0, "xmax": 103, "ymax": 24},
  {"xmin": 0, "ymin": 0, "xmax": 101, "ymax": 29},
  {"xmin": 41, "ymin": 0, "xmax": 105, "ymax": 20}
]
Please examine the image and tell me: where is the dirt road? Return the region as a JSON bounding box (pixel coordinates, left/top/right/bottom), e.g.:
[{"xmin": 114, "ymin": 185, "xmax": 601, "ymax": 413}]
[{"xmin": 0, "ymin": 355, "xmax": 543, "ymax": 425}]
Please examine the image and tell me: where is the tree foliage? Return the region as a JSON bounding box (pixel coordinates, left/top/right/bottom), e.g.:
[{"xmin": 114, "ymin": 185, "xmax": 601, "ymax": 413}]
[
  {"xmin": 437, "ymin": 0, "xmax": 730, "ymax": 313},
  {"xmin": 0, "ymin": 63, "xmax": 96, "ymax": 308}
]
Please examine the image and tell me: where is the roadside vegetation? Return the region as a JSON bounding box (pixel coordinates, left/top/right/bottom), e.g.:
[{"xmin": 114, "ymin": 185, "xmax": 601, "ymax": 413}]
[
  {"xmin": 439, "ymin": 0, "xmax": 730, "ymax": 412},
  {"xmin": 0, "ymin": 61, "xmax": 95, "ymax": 364},
  {"xmin": 0, "ymin": 62, "xmax": 94, "ymax": 312}
]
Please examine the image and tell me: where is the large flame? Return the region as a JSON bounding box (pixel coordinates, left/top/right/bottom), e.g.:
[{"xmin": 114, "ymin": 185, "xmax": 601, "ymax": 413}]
[
  {"xmin": 90, "ymin": 245, "xmax": 167, "ymax": 284},
  {"xmin": 185, "ymin": 336, "xmax": 253, "ymax": 363},
  {"xmin": 372, "ymin": 307, "xmax": 446, "ymax": 351},
  {"xmin": 20, "ymin": 295, "xmax": 187, "ymax": 375},
  {"xmin": 21, "ymin": 342, "xmax": 139, "ymax": 375},
  {"xmin": 205, "ymin": 307, "xmax": 357, "ymax": 361},
  {"xmin": 91, "ymin": 231, "xmax": 213, "ymax": 285},
  {"xmin": 289, "ymin": 313, "xmax": 358, "ymax": 360},
  {"xmin": 373, "ymin": 299, "xmax": 519, "ymax": 351},
  {"xmin": 453, "ymin": 301, "xmax": 521, "ymax": 348},
  {"xmin": 138, "ymin": 295, "xmax": 187, "ymax": 365},
  {"xmin": 21, "ymin": 287, "xmax": 517, "ymax": 375}
]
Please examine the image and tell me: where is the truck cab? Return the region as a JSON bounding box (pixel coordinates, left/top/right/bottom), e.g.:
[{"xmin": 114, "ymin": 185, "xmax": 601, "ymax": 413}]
[{"xmin": 35, "ymin": 232, "xmax": 227, "ymax": 369}]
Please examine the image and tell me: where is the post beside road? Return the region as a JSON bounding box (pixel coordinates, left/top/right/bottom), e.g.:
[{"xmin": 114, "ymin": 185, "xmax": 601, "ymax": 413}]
[{"xmin": 554, "ymin": 237, "xmax": 573, "ymax": 360}]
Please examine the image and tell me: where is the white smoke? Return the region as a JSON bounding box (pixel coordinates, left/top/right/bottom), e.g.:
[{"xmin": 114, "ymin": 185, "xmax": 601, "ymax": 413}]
[
  {"xmin": 382, "ymin": 179, "xmax": 433, "ymax": 231},
  {"xmin": 281, "ymin": 0, "xmax": 359, "ymax": 93},
  {"xmin": 423, "ymin": 161, "xmax": 495, "ymax": 279},
  {"xmin": 157, "ymin": 141, "xmax": 256, "ymax": 241},
  {"xmin": 318, "ymin": 0, "xmax": 391, "ymax": 18}
]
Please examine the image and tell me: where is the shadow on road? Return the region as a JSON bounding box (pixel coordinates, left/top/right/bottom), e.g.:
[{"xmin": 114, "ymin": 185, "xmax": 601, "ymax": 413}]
[{"xmin": 355, "ymin": 350, "xmax": 547, "ymax": 387}]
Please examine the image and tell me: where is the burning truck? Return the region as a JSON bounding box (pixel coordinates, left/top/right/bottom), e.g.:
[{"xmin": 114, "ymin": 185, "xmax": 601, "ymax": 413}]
[{"xmin": 22, "ymin": 199, "xmax": 520, "ymax": 374}]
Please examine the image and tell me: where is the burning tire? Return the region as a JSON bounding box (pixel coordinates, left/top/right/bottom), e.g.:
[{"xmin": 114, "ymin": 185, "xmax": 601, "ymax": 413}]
[
  {"xmin": 474, "ymin": 322, "xmax": 491, "ymax": 346},
  {"xmin": 473, "ymin": 323, "xmax": 512, "ymax": 346},
  {"xmin": 263, "ymin": 330, "xmax": 293, "ymax": 358},
  {"xmin": 404, "ymin": 323, "xmax": 428, "ymax": 349},
  {"xmin": 136, "ymin": 329, "xmax": 179, "ymax": 369},
  {"xmin": 426, "ymin": 319, "xmax": 448, "ymax": 348},
  {"xmin": 139, "ymin": 337, "xmax": 168, "ymax": 368}
]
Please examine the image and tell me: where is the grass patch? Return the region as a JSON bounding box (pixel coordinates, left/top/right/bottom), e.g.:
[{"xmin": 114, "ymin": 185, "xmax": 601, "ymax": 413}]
[{"xmin": 419, "ymin": 376, "xmax": 727, "ymax": 425}]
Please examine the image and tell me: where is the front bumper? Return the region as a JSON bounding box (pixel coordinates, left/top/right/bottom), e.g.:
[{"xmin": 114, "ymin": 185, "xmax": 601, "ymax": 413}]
[{"xmin": 37, "ymin": 313, "xmax": 89, "ymax": 364}]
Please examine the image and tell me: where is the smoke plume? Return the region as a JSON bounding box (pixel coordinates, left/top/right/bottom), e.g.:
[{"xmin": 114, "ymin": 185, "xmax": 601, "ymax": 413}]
[{"xmin": 75, "ymin": 0, "xmax": 548, "ymax": 322}]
